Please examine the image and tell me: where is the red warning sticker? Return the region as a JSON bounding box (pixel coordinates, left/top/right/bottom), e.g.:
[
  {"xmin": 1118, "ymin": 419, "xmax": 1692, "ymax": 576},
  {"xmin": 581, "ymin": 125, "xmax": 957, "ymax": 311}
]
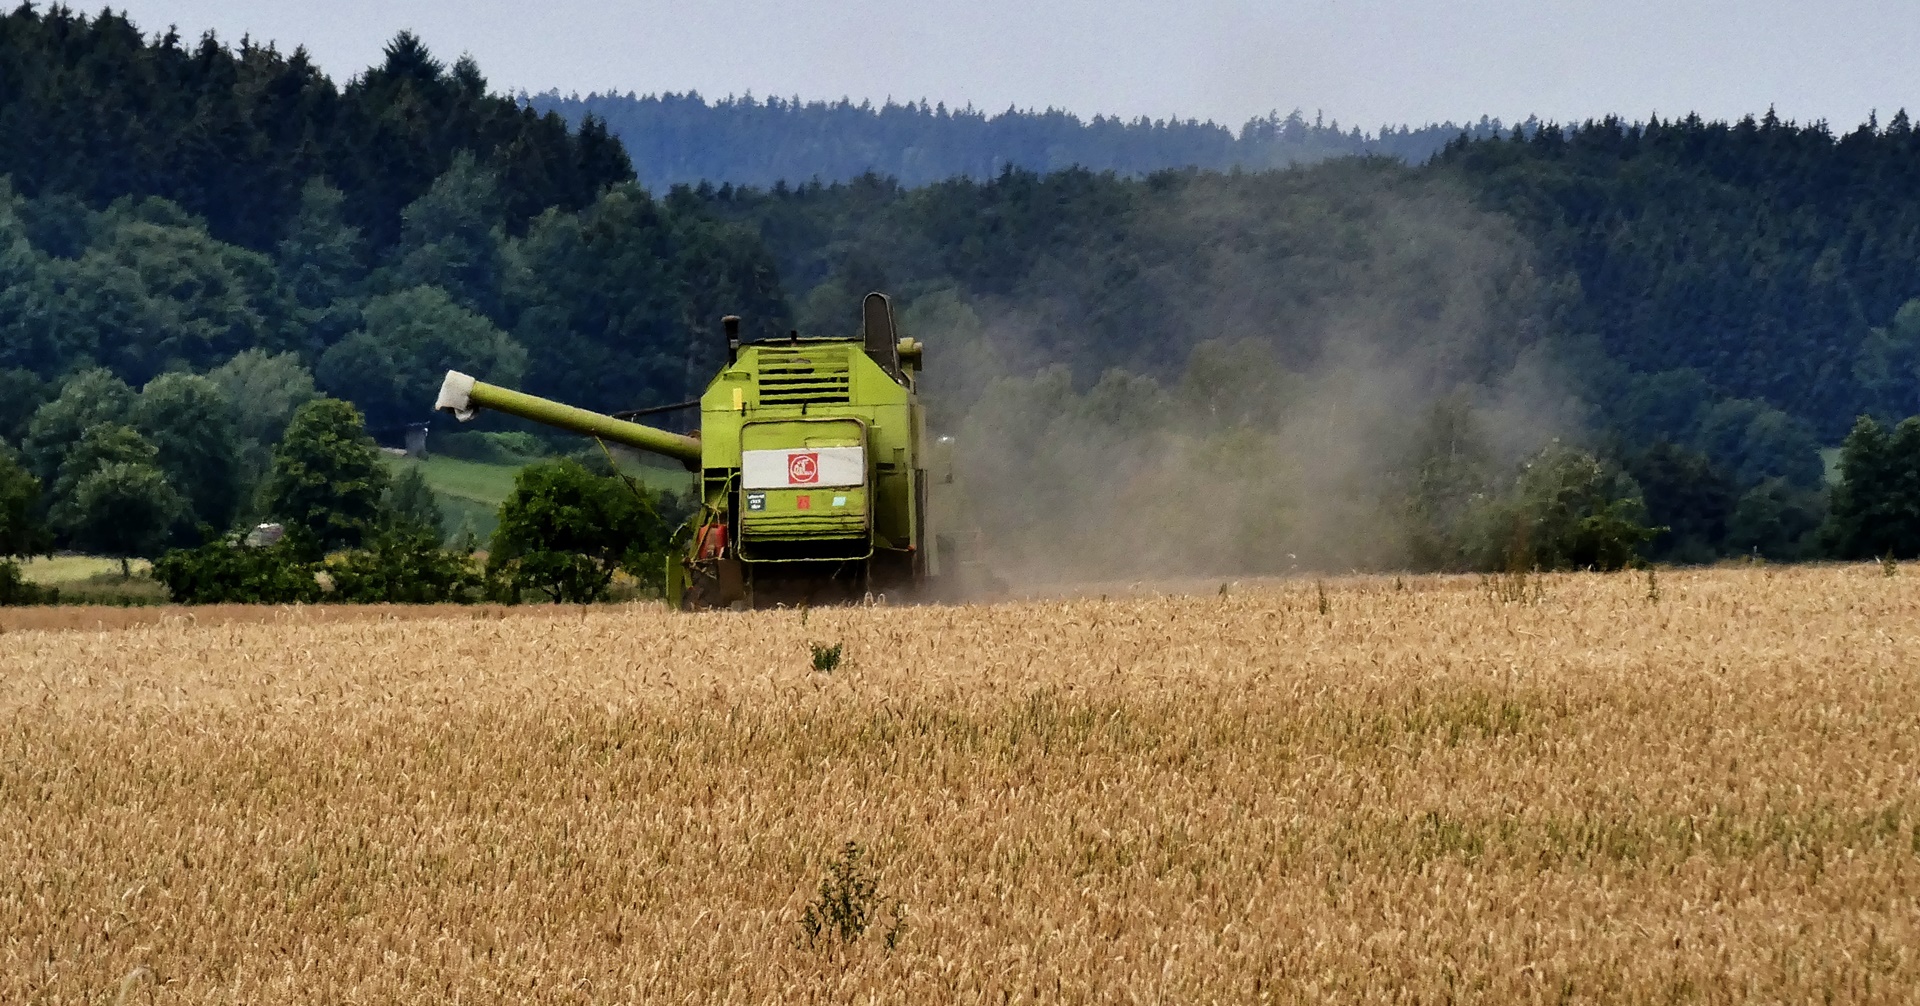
[
  {"xmin": 788, "ymin": 452, "xmax": 819, "ymax": 485},
  {"xmin": 795, "ymin": 495, "xmax": 812, "ymax": 510}
]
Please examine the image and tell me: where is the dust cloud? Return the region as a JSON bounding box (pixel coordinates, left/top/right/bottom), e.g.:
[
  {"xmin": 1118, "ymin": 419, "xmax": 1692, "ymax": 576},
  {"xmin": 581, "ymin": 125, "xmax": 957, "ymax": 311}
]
[{"xmin": 904, "ymin": 172, "xmax": 1585, "ymax": 587}]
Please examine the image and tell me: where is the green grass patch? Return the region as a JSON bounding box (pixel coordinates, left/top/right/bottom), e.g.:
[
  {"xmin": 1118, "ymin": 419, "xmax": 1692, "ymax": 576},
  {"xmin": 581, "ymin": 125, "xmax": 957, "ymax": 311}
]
[
  {"xmin": 11, "ymin": 558, "xmax": 168, "ymax": 605},
  {"xmin": 385, "ymin": 455, "xmax": 520, "ymax": 544},
  {"xmin": 385, "ymin": 452, "xmax": 695, "ymax": 544},
  {"xmin": 389, "ymin": 455, "xmax": 524, "ymax": 508},
  {"xmin": 18, "ymin": 555, "xmax": 152, "ymax": 584}
]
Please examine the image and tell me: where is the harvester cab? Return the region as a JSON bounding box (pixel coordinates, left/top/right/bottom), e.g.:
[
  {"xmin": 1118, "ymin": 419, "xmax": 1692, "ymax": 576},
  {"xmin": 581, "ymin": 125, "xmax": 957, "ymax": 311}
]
[{"xmin": 434, "ymin": 292, "xmax": 983, "ymax": 609}]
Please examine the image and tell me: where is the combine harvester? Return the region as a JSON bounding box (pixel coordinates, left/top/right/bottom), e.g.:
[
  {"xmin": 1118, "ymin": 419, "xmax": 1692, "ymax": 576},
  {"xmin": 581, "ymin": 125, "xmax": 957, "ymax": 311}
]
[{"xmin": 435, "ymin": 293, "xmax": 989, "ymax": 609}]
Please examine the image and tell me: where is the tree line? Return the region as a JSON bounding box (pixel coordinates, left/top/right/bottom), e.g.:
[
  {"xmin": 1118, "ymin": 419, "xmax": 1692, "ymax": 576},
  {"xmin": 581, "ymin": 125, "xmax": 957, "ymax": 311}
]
[
  {"xmin": 532, "ymin": 90, "xmax": 1510, "ymax": 190},
  {"xmin": 0, "ymin": 8, "xmax": 629, "ymax": 251},
  {"xmin": 0, "ymin": 155, "xmax": 785, "ymax": 432},
  {"xmin": 1436, "ymin": 112, "xmax": 1920, "ymax": 442},
  {"xmin": 0, "ymin": 7, "xmax": 790, "ymax": 426}
]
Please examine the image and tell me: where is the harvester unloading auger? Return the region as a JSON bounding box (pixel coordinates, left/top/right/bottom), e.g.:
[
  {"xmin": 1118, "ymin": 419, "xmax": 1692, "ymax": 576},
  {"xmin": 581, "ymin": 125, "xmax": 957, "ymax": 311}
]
[{"xmin": 435, "ymin": 292, "xmax": 990, "ymax": 610}]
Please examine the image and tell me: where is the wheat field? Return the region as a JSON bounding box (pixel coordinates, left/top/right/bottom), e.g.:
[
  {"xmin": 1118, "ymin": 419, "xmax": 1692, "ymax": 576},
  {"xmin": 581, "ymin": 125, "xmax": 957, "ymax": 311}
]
[{"xmin": 4, "ymin": 566, "xmax": 1919, "ymax": 1003}]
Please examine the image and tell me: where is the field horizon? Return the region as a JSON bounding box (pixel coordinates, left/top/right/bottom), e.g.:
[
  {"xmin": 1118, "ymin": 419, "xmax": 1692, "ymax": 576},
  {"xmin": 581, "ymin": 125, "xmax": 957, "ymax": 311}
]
[{"xmin": 5, "ymin": 566, "xmax": 1917, "ymax": 1002}]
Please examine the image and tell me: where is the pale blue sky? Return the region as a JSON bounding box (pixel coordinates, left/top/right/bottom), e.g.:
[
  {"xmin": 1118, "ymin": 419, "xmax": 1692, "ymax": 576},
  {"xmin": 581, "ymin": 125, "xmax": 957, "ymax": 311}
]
[{"xmin": 102, "ymin": 1, "xmax": 1918, "ymax": 130}]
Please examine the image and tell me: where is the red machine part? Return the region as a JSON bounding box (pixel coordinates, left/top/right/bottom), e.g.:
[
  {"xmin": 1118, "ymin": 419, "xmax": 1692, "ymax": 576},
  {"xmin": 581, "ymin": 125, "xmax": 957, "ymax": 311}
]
[{"xmin": 695, "ymin": 522, "xmax": 728, "ymax": 559}]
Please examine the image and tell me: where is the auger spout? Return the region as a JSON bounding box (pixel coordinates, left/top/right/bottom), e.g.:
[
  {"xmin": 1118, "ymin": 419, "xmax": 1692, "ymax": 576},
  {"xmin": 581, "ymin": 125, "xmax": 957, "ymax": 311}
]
[{"xmin": 434, "ymin": 371, "xmax": 703, "ymax": 469}]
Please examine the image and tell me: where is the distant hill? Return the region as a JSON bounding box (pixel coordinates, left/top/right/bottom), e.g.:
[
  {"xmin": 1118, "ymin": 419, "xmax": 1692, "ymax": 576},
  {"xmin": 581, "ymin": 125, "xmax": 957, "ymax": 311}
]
[{"xmin": 528, "ymin": 91, "xmax": 1511, "ymax": 190}]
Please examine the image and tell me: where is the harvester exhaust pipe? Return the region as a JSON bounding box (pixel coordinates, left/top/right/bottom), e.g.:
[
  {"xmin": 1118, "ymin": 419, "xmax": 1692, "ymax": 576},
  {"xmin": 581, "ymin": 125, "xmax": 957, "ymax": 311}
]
[
  {"xmin": 862, "ymin": 292, "xmax": 900, "ymax": 378},
  {"xmin": 723, "ymin": 315, "xmax": 741, "ymax": 363}
]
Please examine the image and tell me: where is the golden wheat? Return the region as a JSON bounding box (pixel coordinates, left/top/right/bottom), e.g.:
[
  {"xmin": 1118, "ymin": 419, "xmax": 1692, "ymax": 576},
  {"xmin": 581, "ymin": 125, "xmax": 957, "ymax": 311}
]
[{"xmin": 4, "ymin": 566, "xmax": 1919, "ymax": 1003}]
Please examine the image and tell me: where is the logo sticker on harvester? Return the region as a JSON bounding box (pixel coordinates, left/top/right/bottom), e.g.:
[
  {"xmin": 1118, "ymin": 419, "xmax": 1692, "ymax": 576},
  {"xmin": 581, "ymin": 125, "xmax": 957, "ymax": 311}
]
[
  {"xmin": 746, "ymin": 492, "xmax": 765, "ymax": 511},
  {"xmin": 742, "ymin": 446, "xmax": 863, "ymax": 489},
  {"xmin": 788, "ymin": 452, "xmax": 819, "ymax": 485}
]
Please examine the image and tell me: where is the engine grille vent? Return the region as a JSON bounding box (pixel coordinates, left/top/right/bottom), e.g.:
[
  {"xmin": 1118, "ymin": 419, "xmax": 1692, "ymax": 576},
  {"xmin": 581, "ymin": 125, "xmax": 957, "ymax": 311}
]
[{"xmin": 757, "ymin": 346, "xmax": 852, "ymax": 405}]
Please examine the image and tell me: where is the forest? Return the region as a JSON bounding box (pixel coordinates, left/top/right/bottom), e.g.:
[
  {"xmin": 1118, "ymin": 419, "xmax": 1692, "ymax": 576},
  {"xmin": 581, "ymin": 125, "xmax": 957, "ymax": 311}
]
[
  {"xmin": 4, "ymin": 6, "xmax": 1920, "ymax": 594},
  {"xmin": 685, "ymin": 114, "xmax": 1920, "ymax": 566}
]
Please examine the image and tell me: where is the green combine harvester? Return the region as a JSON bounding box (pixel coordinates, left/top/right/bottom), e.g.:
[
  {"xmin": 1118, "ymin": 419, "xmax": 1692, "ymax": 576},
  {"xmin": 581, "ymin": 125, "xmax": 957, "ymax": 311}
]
[{"xmin": 435, "ymin": 293, "xmax": 985, "ymax": 609}]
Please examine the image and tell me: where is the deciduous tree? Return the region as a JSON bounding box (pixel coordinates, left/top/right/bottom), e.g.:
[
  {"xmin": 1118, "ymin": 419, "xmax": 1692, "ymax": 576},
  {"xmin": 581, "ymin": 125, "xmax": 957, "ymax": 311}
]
[
  {"xmin": 262, "ymin": 398, "xmax": 390, "ymax": 554},
  {"xmin": 488, "ymin": 458, "xmax": 662, "ymax": 602},
  {"xmin": 134, "ymin": 373, "xmax": 243, "ymax": 536},
  {"xmin": 53, "ymin": 461, "xmax": 184, "ymax": 576}
]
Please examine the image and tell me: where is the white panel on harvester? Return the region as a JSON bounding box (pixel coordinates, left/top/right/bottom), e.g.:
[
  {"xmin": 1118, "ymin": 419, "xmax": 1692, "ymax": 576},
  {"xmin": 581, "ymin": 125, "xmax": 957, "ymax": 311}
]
[{"xmin": 740, "ymin": 446, "xmax": 866, "ymax": 489}]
